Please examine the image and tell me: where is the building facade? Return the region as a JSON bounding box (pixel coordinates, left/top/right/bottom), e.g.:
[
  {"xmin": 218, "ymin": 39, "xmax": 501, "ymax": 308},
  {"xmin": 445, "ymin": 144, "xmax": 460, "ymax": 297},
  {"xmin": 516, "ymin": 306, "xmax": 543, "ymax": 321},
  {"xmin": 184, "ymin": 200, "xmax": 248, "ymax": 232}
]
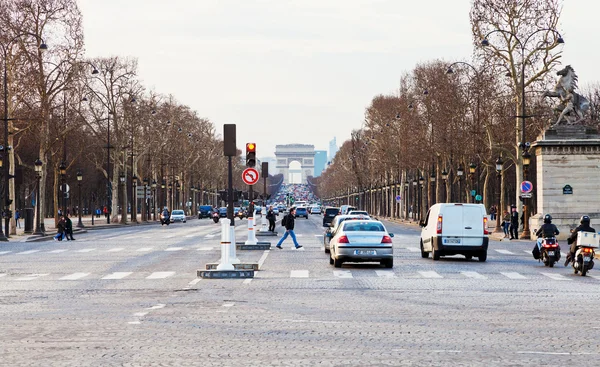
[{"xmin": 313, "ymin": 150, "xmax": 327, "ymax": 177}]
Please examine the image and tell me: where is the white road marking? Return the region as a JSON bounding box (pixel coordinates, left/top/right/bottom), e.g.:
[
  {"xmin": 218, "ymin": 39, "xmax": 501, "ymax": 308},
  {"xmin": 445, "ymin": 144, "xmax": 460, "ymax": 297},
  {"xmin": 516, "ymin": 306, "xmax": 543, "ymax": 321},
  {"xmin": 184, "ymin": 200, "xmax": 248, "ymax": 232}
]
[
  {"xmin": 17, "ymin": 250, "xmax": 40, "ymax": 255},
  {"xmin": 501, "ymin": 272, "xmax": 527, "ymax": 280},
  {"xmin": 333, "ymin": 270, "xmax": 353, "ymax": 279},
  {"xmin": 295, "ymin": 234, "xmax": 303, "ymax": 237},
  {"xmin": 146, "ymin": 304, "xmax": 166, "ymax": 310},
  {"xmin": 0, "ymin": 273, "xmax": 7, "ymax": 278},
  {"xmin": 77, "ymin": 248, "xmax": 96, "ymax": 253},
  {"xmin": 314, "ymin": 235, "xmax": 322, "ymax": 237},
  {"xmin": 258, "ymin": 250, "xmax": 270, "ymax": 270},
  {"xmin": 184, "ymin": 235, "xmax": 195, "ymax": 238},
  {"xmin": 524, "ymin": 250, "xmax": 532, "ymax": 254},
  {"xmin": 123, "ymin": 236, "xmax": 139, "ymax": 240},
  {"xmin": 146, "ymin": 271, "xmax": 175, "ymax": 279},
  {"xmin": 187, "ymin": 279, "xmax": 202, "ymax": 286},
  {"xmin": 541, "ymin": 272, "xmax": 571, "ymax": 281},
  {"xmin": 164, "ymin": 247, "xmax": 183, "ymax": 251},
  {"xmin": 16, "ymin": 273, "xmax": 49, "ymax": 281},
  {"xmin": 461, "ymin": 271, "xmax": 487, "ymax": 280},
  {"xmin": 102, "ymin": 272, "xmax": 133, "ymax": 280},
  {"xmin": 48, "ymin": 249, "xmax": 67, "ymax": 253},
  {"xmin": 127, "ymin": 321, "xmax": 141, "ymax": 325},
  {"xmin": 375, "ymin": 270, "xmax": 395, "ymax": 278},
  {"xmin": 223, "ymin": 302, "xmax": 235, "ymax": 307},
  {"xmin": 0, "ymin": 251, "xmax": 11, "ymax": 255},
  {"xmin": 517, "ymin": 351, "xmax": 570, "ymax": 355},
  {"xmin": 136, "ymin": 247, "xmax": 153, "ymax": 251},
  {"xmin": 290, "ymin": 270, "xmax": 309, "ymax": 278},
  {"xmin": 197, "ymin": 246, "xmax": 213, "ymax": 251},
  {"xmin": 405, "ymin": 247, "xmax": 420, "ymax": 252},
  {"xmin": 589, "ymin": 275, "xmax": 600, "ymax": 280},
  {"xmin": 495, "ymin": 249, "xmax": 515, "ymax": 255},
  {"xmin": 291, "ymin": 247, "xmax": 305, "ymax": 251},
  {"xmin": 243, "ymin": 278, "xmax": 253, "ymax": 284},
  {"xmin": 59, "ymin": 272, "xmax": 90, "ymax": 280},
  {"xmin": 133, "ymin": 312, "xmax": 148, "ymax": 317},
  {"xmin": 107, "ymin": 248, "xmax": 124, "ymax": 252},
  {"xmin": 164, "ymin": 235, "xmax": 177, "ymax": 239},
  {"xmin": 205, "ymin": 235, "xmax": 216, "ymax": 238},
  {"xmin": 418, "ymin": 271, "xmax": 443, "ymax": 279}
]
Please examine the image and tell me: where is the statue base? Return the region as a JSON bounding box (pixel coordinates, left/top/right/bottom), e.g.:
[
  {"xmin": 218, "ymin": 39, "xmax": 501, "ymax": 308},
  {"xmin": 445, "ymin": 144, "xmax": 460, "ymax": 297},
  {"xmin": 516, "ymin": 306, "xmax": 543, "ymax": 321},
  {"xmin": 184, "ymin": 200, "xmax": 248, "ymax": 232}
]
[{"xmin": 531, "ymin": 125, "xmax": 600, "ymax": 239}]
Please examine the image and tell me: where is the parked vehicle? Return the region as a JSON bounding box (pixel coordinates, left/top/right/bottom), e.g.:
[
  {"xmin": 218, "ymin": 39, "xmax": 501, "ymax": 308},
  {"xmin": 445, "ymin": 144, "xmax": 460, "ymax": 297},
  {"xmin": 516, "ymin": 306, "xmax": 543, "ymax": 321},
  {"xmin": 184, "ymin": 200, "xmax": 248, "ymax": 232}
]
[
  {"xmin": 324, "ymin": 214, "xmax": 371, "ymax": 253},
  {"xmin": 198, "ymin": 205, "xmax": 214, "ymax": 219},
  {"xmin": 419, "ymin": 203, "xmax": 489, "ymax": 262},
  {"xmin": 295, "ymin": 207, "xmax": 309, "ymax": 218},
  {"xmin": 340, "ymin": 205, "xmax": 357, "ymax": 215},
  {"xmin": 323, "ymin": 207, "xmax": 340, "ymax": 227},
  {"xmin": 328, "ymin": 220, "xmax": 394, "ymax": 268},
  {"xmin": 170, "ymin": 210, "xmax": 186, "ymax": 223},
  {"xmin": 568, "ymin": 231, "xmax": 598, "ymax": 276}
]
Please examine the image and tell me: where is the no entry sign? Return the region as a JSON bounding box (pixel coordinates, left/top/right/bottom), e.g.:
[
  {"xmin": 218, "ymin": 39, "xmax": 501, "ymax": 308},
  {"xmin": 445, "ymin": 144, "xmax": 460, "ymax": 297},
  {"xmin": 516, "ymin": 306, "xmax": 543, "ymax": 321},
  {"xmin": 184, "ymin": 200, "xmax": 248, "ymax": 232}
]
[{"xmin": 242, "ymin": 168, "xmax": 260, "ymax": 185}]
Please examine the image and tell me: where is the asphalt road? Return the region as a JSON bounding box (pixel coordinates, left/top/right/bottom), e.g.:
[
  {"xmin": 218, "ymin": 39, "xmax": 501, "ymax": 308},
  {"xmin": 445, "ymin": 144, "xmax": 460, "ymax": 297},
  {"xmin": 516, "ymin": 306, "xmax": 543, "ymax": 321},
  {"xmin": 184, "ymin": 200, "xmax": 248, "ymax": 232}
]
[{"xmin": 1, "ymin": 213, "xmax": 599, "ymax": 366}]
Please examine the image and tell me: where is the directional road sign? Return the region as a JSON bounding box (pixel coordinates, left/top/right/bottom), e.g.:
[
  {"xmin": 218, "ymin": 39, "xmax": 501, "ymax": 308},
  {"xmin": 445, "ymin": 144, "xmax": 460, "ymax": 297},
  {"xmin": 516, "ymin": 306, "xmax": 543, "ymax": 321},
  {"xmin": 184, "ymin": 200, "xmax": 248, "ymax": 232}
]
[
  {"xmin": 520, "ymin": 181, "xmax": 533, "ymax": 193},
  {"xmin": 242, "ymin": 168, "xmax": 260, "ymax": 185}
]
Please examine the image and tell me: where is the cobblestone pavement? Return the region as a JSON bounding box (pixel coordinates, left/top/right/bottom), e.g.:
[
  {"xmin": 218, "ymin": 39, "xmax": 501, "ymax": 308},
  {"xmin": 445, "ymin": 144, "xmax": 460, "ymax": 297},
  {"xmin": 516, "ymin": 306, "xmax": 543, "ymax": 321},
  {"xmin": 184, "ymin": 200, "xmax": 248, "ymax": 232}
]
[{"xmin": 1, "ymin": 215, "xmax": 598, "ymax": 366}]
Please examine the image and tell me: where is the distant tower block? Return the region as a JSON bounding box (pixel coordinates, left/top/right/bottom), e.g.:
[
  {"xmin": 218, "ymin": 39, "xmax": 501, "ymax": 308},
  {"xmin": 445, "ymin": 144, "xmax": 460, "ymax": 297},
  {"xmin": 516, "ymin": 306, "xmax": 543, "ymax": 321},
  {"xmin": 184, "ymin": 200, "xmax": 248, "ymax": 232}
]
[{"xmin": 275, "ymin": 144, "xmax": 315, "ymax": 184}]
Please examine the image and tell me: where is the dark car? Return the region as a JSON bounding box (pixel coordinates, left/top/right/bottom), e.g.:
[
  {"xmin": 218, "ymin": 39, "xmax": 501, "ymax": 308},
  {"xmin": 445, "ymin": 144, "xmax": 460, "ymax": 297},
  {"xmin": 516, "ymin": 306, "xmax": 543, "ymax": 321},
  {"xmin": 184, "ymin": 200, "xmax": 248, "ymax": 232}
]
[
  {"xmin": 323, "ymin": 207, "xmax": 340, "ymax": 227},
  {"xmin": 198, "ymin": 205, "xmax": 214, "ymax": 219},
  {"xmin": 295, "ymin": 207, "xmax": 309, "ymax": 219}
]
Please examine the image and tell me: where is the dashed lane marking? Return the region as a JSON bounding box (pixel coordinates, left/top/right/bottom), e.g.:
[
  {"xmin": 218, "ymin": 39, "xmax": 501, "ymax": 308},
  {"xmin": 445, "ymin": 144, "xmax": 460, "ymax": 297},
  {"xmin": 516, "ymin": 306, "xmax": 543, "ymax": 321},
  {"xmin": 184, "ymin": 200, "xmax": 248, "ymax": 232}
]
[
  {"xmin": 406, "ymin": 247, "xmax": 420, "ymax": 252},
  {"xmin": 333, "ymin": 270, "xmax": 353, "ymax": 279},
  {"xmin": 0, "ymin": 273, "xmax": 6, "ymax": 278},
  {"xmin": 16, "ymin": 273, "xmax": 49, "ymax": 281},
  {"xmin": 107, "ymin": 248, "xmax": 124, "ymax": 252},
  {"xmin": 258, "ymin": 250, "xmax": 270, "ymax": 270},
  {"xmin": 501, "ymin": 272, "xmax": 527, "ymax": 280},
  {"xmin": 184, "ymin": 235, "xmax": 195, "ymax": 238},
  {"xmin": 461, "ymin": 271, "xmax": 487, "ymax": 280},
  {"xmin": 205, "ymin": 235, "xmax": 216, "ymax": 238},
  {"xmin": 243, "ymin": 278, "xmax": 253, "ymax": 284},
  {"xmin": 495, "ymin": 249, "xmax": 515, "ymax": 255},
  {"xmin": 187, "ymin": 279, "xmax": 201, "ymax": 286},
  {"xmin": 197, "ymin": 246, "xmax": 213, "ymax": 251},
  {"xmin": 133, "ymin": 312, "xmax": 148, "ymax": 317},
  {"xmin": 76, "ymin": 248, "xmax": 96, "ymax": 253},
  {"xmin": 375, "ymin": 270, "xmax": 395, "ymax": 278},
  {"xmin": 541, "ymin": 272, "xmax": 571, "ymax": 281},
  {"xmin": 290, "ymin": 270, "xmax": 309, "ymax": 278},
  {"xmin": 60, "ymin": 272, "xmax": 90, "ymax": 280},
  {"xmin": 146, "ymin": 304, "xmax": 166, "ymax": 310},
  {"xmin": 146, "ymin": 271, "xmax": 175, "ymax": 279},
  {"xmin": 589, "ymin": 275, "xmax": 600, "ymax": 280},
  {"xmin": 0, "ymin": 251, "xmax": 11, "ymax": 255},
  {"xmin": 164, "ymin": 247, "xmax": 184, "ymax": 251},
  {"xmin": 418, "ymin": 271, "xmax": 443, "ymax": 279},
  {"xmin": 101, "ymin": 272, "xmax": 133, "ymax": 280},
  {"xmin": 223, "ymin": 302, "xmax": 235, "ymax": 307},
  {"xmin": 314, "ymin": 235, "xmax": 322, "ymax": 237},
  {"xmin": 17, "ymin": 250, "xmax": 40, "ymax": 255},
  {"xmin": 136, "ymin": 247, "xmax": 153, "ymax": 252},
  {"xmin": 48, "ymin": 249, "xmax": 67, "ymax": 253}
]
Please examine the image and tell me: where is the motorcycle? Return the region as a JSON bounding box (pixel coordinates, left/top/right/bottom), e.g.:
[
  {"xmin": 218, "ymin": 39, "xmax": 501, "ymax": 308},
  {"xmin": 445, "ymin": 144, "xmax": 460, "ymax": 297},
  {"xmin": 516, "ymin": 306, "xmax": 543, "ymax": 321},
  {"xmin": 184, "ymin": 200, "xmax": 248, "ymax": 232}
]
[
  {"xmin": 237, "ymin": 210, "xmax": 245, "ymax": 220},
  {"xmin": 212, "ymin": 212, "xmax": 220, "ymax": 223},
  {"xmin": 160, "ymin": 212, "xmax": 170, "ymax": 226},
  {"xmin": 540, "ymin": 237, "xmax": 560, "ymax": 267},
  {"xmin": 568, "ymin": 232, "xmax": 597, "ymax": 276}
]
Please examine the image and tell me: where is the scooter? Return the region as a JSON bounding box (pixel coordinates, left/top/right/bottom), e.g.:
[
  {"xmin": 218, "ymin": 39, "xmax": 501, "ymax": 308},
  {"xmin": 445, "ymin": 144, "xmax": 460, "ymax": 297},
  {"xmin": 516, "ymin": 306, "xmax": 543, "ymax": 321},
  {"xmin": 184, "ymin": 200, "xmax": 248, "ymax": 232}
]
[
  {"xmin": 160, "ymin": 214, "xmax": 170, "ymax": 226},
  {"xmin": 212, "ymin": 212, "xmax": 220, "ymax": 223},
  {"xmin": 540, "ymin": 237, "xmax": 560, "ymax": 267}
]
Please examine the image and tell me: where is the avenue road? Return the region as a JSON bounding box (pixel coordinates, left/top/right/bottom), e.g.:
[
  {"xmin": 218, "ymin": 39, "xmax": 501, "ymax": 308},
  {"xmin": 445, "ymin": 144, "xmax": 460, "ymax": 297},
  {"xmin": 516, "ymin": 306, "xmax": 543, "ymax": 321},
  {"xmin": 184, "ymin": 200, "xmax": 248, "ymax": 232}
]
[{"xmin": 1, "ymin": 214, "xmax": 599, "ymax": 366}]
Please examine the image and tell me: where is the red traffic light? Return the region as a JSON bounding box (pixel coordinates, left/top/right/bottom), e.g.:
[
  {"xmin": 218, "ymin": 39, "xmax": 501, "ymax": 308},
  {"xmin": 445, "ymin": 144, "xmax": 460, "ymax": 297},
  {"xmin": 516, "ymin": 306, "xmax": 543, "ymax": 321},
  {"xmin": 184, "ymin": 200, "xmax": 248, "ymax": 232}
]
[{"xmin": 246, "ymin": 143, "xmax": 256, "ymax": 152}]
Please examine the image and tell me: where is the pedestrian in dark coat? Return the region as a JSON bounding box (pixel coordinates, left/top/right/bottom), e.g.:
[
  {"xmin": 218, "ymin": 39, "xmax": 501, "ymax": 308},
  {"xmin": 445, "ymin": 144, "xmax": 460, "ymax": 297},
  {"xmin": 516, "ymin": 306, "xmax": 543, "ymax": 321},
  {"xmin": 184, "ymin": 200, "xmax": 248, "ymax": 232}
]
[
  {"xmin": 54, "ymin": 216, "xmax": 66, "ymax": 241},
  {"xmin": 510, "ymin": 205, "xmax": 519, "ymax": 240},
  {"xmin": 267, "ymin": 205, "xmax": 276, "ymax": 232},
  {"xmin": 65, "ymin": 214, "xmax": 75, "ymax": 241}
]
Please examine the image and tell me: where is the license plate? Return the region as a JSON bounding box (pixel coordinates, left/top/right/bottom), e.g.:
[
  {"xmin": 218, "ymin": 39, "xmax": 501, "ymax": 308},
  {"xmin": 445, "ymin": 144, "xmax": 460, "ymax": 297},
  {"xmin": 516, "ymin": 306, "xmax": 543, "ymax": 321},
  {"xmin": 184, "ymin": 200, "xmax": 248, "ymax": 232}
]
[
  {"xmin": 354, "ymin": 250, "xmax": 376, "ymax": 255},
  {"xmin": 584, "ymin": 256, "xmax": 591, "ymax": 262},
  {"xmin": 443, "ymin": 238, "xmax": 461, "ymax": 244},
  {"xmin": 548, "ymin": 251, "xmax": 555, "ymax": 256}
]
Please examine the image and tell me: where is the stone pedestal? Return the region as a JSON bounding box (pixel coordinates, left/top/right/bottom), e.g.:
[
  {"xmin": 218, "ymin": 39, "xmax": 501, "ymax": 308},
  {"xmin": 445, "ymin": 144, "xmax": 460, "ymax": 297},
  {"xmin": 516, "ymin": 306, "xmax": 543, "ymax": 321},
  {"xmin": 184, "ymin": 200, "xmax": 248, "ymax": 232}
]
[{"xmin": 530, "ymin": 125, "xmax": 600, "ymax": 240}]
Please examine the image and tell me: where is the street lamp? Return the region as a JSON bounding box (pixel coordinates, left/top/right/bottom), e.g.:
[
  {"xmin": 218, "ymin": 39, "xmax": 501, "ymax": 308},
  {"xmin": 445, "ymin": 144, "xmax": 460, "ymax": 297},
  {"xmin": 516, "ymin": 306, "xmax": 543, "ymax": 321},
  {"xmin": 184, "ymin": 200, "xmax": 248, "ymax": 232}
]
[
  {"xmin": 412, "ymin": 179, "xmax": 417, "ymax": 220},
  {"xmin": 457, "ymin": 165, "xmax": 464, "ymax": 203},
  {"xmin": 430, "ymin": 172, "xmax": 436, "ymax": 205},
  {"xmin": 143, "ymin": 178, "xmax": 149, "ymax": 222},
  {"xmin": 33, "ymin": 159, "xmax": 45, "ymax": 236},
  {"xmin": 76, "ymin": 169, "xmax": 84, "ymax": 228},
  {"xmin": 161, "ymin": 180, "xmax": 166, "ymax": 210},
  {"xmin": 59, "ymin": 161, "xmax": 67, "ymax": 215},
  {"xmin": 131, "ymin": 175, "xmax": 138, "ymax": 223},
  {"xmin": 469, "ymin": 163, "xmax": 476, "ymax": 203},
  {"xmin": 151, "ymin": 179, "xmax": 157, "ymax": 220},
  {"xmin": 521, "ymin": 146, "xmax": 532, "ymax": 239},
  {"xmin": 441, "ymin": 169, "xmax": 448, "ymax": 203},
  {"xmin": 119, "ymin": 172, "xmax": 126, "ymax": 224},
  {"xmin": 418, "ymin": 176, "xmax": 424, "ymax": 221},
  {"xmin": 494, "ymin": 157, "xmax": 504, "ymax": 233},
  {"xmin": 168, "ymin": 182, "xmax": 173, "ymax": 210}
]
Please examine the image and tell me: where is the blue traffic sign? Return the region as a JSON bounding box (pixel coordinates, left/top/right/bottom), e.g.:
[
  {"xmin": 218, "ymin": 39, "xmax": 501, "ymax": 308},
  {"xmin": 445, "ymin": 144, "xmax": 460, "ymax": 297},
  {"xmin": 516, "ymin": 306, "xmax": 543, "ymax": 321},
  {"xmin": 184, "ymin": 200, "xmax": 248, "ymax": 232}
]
[{"xmin": 520, "ymin": 181, "xmax": 533, "ymax": 193}]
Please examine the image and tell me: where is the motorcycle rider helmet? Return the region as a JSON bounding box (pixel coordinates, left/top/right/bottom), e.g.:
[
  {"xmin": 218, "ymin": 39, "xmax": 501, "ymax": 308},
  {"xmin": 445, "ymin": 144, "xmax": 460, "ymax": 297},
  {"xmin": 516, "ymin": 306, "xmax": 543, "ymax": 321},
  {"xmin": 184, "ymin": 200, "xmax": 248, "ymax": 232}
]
[
  {"xmin": 543, "ymin": 214, "xmax": 552, "ymax": 224},
  {"xmin": 580, "ymin": 215, "xmax": 591, "ymax": 225}
]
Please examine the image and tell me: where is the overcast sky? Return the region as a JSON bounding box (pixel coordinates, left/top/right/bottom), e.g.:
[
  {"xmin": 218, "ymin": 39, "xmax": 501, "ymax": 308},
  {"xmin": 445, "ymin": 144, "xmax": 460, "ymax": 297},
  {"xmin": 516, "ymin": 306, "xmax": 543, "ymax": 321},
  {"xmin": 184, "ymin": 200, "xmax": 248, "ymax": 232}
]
[{"xmin": 77, "ymin": 0, "xmax": 599, "ymax": 158}]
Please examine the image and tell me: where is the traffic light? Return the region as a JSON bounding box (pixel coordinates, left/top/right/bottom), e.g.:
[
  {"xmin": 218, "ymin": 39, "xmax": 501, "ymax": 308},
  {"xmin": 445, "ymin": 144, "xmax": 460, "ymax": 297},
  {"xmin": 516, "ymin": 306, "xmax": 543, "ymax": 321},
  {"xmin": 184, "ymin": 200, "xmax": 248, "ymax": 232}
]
[{"xmin": 246, "ymin": 143, "xmax": 256, "ymax": 167}]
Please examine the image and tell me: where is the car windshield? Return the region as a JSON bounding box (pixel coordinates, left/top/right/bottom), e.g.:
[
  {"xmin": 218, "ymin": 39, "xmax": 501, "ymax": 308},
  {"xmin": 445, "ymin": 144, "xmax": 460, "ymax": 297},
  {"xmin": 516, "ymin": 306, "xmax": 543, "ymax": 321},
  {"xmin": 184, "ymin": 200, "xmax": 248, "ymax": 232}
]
[
  {"xmin": 172, "ymin": 210, "xmax": 184, "ymax": 215},
  {"xmin": 343, "ymin": 222, "xmax": 385, "ymax": 232}
]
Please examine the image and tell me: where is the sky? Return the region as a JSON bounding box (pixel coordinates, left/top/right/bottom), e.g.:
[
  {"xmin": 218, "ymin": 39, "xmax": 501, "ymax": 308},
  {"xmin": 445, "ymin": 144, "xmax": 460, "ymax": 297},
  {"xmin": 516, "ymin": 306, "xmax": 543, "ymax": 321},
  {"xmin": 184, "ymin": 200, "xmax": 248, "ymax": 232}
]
[{"xmin": 77, "ymin": 0, "xmax": 600, "ymax": 159}]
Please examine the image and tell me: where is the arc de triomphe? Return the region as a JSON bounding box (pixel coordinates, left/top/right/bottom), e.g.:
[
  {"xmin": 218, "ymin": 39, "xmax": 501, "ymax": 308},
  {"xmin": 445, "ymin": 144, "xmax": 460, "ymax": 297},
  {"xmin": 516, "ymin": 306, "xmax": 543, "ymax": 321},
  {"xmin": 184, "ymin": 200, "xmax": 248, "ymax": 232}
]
[{"xmin": 275, "ymin": 144, "xmax": 315, "ymax": 184}]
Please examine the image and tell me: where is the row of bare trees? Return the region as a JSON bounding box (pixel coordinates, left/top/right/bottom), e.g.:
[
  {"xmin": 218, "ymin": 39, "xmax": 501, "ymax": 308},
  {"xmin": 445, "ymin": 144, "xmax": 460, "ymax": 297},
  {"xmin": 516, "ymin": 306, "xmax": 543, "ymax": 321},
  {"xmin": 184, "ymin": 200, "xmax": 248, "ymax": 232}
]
[
  {"xmin": 0, "ymin": 0, "xmax": 246, "ymax": 233},
  {"xmin": 317, "ymin": 0, "xmax": 600, "ymax": 221}
]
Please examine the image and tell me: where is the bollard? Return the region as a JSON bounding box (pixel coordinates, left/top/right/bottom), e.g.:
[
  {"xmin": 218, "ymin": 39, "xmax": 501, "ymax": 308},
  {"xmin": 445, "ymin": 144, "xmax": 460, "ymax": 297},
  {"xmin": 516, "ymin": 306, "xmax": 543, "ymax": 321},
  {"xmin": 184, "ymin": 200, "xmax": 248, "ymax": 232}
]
[
  {"xmin": 245, "ymin": 214, "xmax": 258, "ymax": 245},
  {"xmin": 259, "ymin": 205, "xmax": 269, "ymax": 232},
  {"xmin": 229, "ymin": 223, "xmax": 240, "ymax": 264},
  {"xmin": 216, "ymin": 218, "xmax": 234, "ymax": 270}
]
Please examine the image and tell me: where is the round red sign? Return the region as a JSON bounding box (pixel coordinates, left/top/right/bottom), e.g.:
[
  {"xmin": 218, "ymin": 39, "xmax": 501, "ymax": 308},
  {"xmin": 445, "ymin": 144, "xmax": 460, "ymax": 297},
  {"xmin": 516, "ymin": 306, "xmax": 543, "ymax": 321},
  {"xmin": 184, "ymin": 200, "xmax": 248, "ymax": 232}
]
[{"xmin": 242, "ymin": 168, "xmax": 260, "ymax": 185}]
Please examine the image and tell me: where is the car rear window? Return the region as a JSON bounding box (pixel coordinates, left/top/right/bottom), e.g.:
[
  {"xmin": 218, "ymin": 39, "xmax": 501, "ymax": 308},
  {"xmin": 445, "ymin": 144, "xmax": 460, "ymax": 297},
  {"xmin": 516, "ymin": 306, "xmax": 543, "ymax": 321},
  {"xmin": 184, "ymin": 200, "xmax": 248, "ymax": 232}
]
[
  {"xmin": 172, "ymin": 210, "xmax": 184, "ymax": 215},
  {"xmin": 326, "ymin": 208, "xmax": 340, "ymax": 215},
  {"xmin": 199, "ymin": 206, "xmax": 212, "ymax": 211},
  {"xmin": 343, "ymin": 222, "xmax": 385, "ymax": 232}
]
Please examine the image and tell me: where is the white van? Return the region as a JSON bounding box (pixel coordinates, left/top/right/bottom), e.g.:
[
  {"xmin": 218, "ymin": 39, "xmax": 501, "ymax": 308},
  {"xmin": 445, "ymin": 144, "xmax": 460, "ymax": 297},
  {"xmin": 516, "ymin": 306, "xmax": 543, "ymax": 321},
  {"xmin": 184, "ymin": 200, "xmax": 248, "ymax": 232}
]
[{"xmin": 419, "ymin": 203, "xmax": 489, "ymax": 262}]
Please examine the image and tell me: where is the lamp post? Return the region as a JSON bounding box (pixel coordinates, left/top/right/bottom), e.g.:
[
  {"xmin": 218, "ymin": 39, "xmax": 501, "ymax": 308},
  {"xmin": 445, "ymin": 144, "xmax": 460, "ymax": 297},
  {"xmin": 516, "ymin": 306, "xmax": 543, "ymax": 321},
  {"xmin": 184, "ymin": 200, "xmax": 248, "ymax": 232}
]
[
  {"xmin": 430, "ymin": 171, "xmax": 436, "ymax": 205},
  {"xmin": 33, "ymin": 159, "xmax": 45, "ymax": 236},
  {"xmin": 469, "ymin": 163, "xmax": 476, "ymax": 203},
  {"xmin": 494, "ymin": 157, "xmax": 504, "ymax": 233},
  {"xmin": 418, "ymin": 176, "xmax": 425, "ymax": 221},
  {"xmin": 441, "ymin": 169, "xmax": 448, "ymax": 203},
  {"xmin": 76, "ymin": 169, "xmax": 84, "ymax": 228},
  {"xmin": 131, "ymin": 175, "xmax": 138, "ymax": 223},
  {"xmin": 403, "ymin": 181, "xmax": 409, "ymax": 220},
  {"xmin": 412, "ymin": 179, "xmax": 417, "ymax": 220},
  {"xmin": 168, "ymin": 182, "xmax": 173, "ymax": 210},
  {"xmin": 521, "ymin": 147, "xmax": 532, "ymax": 239},
  {"xmin": 59, "ymin": 161, "xmax": 67, "ymax": 216},
  {"xmin": 119, "ymin": 172, "xmax": 126, "ymax": 224},
  {"xmin": 151, "ymin": 179, "xmax": 157, "ymax": 221},
  {"xmin": 161, "ymin": 180, "xmax": 166, "ymax": 210},
  {"xmin": 457, "ymin": 165, "xmax": 464, "ymax": 203},
  {"xmin": 142, "ymin": 178, "xmax": 149, "ymax": 222}
]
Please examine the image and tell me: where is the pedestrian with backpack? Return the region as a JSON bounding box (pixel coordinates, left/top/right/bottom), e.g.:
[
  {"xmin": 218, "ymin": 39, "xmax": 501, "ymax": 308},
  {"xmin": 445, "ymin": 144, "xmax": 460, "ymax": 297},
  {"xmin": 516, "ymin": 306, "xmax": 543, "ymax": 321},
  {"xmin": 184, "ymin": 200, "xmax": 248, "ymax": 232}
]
[{"xmin": 276, "ymin": 207, "xmax": 302, "ymax": 249}]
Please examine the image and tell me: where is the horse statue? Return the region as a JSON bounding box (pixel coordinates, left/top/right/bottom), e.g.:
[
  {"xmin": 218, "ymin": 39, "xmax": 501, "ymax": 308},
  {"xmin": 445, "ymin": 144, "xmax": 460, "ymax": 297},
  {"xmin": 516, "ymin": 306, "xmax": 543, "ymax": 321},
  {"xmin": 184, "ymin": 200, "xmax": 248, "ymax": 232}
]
[{"xmin": 543, "ymin": 65, "xmax": 590, "ymax": 127}]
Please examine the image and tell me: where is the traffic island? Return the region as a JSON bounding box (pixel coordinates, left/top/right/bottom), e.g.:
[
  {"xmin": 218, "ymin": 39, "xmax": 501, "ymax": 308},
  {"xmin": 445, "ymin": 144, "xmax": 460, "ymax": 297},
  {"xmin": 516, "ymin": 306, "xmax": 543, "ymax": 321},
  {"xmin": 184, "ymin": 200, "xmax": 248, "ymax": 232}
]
[
  {"xmin": 236, "ymin": 242, "xmax": 271, "ymax": 250},
  {"xmin": 257, "ymin": 231, "xmax": 277, "ymax": 237},
  {"xmin": 197, "ymin": 269, "xmax": 254, "ymax": 279},
  {"xmin": 205, "ymin": 262, "xmax": 258, "ymax": 271}
]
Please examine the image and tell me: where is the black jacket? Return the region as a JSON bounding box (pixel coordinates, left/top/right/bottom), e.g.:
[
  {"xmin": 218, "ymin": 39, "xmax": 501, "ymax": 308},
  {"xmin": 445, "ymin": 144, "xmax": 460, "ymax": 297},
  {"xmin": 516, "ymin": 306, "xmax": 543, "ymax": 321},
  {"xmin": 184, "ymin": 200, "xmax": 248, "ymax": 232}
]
[
  {"xmin": 568, "ymin": 224, "xmax": 596, "ymax": 244},
  {"xmin": 536, "ymin": 223, "xmax": 559, "ymax": 238},
  {"xmin": 266, "ymin": 209, "xmax": 275, "ymax": 220},
  {"xmin": 65, "ymin": 217, "xmax": 73, "ymax": 231},
  {"xmin": 510, "ymin": 211, "xmax": 519, "ymax": 224},
  {"xmin": 284, "ymin": 213, "xmax": 295, "ymax": 230}
]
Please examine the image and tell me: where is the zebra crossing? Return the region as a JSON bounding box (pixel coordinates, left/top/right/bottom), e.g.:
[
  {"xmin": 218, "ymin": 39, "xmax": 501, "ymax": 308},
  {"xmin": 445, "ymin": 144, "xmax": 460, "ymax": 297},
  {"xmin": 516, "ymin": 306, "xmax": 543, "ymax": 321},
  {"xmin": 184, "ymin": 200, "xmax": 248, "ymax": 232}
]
[
  {"xmin": 0, "ymin": 271, "xmax": 180, "ymax": 281},
  {"xmin": 0, "ymin": 246, "xmax": 219, "ymax": 256}
]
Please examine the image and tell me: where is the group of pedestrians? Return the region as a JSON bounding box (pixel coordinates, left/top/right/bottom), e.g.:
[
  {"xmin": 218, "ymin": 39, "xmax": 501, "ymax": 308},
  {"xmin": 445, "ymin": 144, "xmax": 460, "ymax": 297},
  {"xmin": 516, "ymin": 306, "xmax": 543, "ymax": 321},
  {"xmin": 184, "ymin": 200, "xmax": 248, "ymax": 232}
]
[
  {"xmin": 500, "ymin": 205, "xmax": 525, "ymax": 240},
  {"xmin": 54, "ymin": 214, "xmax": 75, "ymax": 241}
]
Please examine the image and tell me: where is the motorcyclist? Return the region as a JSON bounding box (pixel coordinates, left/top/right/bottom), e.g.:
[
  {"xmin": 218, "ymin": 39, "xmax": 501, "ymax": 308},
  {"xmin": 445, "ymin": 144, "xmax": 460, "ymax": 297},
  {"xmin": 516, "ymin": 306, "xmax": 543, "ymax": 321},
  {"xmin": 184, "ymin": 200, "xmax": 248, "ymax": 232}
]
[
  {"xmin": 565, "ymin": 215, "xmax": 596, "ymax": 266},
  {"xmin": 533, "ymin": 214, "xmax": 560, "ymax": 259}
]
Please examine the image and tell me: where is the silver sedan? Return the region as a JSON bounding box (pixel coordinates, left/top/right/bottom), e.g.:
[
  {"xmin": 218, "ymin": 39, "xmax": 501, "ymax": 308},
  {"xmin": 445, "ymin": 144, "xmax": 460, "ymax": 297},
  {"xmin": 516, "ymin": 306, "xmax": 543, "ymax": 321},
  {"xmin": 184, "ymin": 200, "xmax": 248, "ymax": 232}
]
[
  {"xmin": 323, "ymin": 214, "xmax": 371, "ymax": 253},
  {"xmin": 329, "ymin": 220, "xmax": 394, "ymax": 268}
]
